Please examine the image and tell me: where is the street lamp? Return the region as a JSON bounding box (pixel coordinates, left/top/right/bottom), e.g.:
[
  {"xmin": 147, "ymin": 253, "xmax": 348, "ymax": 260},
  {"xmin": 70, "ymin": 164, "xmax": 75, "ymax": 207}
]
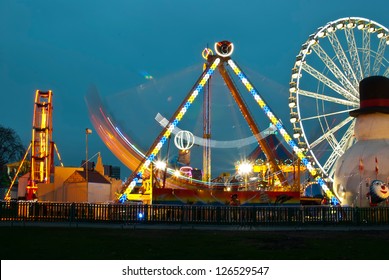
[{"xmin": 85, "ymin": 128, "xmax": 92, "ymax": 202}]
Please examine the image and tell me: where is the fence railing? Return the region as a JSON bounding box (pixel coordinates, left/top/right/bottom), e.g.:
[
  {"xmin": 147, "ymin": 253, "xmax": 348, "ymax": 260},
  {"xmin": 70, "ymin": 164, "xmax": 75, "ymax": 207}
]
[{"xmin": 1, "ymin": 201, "xmax": 389, "ymax": 226}]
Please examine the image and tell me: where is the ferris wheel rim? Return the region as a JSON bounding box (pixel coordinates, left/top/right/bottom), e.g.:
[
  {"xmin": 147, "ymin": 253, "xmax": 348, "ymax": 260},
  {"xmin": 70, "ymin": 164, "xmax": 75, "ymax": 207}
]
[{"xmin": 289, "ymin": 16, "xmax": 389, "ymax": 180}]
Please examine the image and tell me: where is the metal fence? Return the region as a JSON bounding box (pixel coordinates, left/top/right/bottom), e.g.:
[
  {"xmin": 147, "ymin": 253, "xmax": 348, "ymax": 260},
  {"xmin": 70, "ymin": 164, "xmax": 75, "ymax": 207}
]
[{"xmin": 1, "ymin": 201, "xmax": 389, "ymax": 226}]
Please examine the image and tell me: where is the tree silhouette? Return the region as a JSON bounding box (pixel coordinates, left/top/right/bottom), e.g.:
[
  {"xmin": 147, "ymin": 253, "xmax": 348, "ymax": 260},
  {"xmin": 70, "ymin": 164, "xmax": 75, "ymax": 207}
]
[{"xmin": 0, "ymin": 125, "xmax": 26, "ymax": 187}]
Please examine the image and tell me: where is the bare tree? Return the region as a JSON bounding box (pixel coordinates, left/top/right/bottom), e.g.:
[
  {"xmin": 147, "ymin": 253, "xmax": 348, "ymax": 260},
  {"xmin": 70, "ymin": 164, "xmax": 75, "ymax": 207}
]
[{"xmin": 0, "ymin": 125, "xmax": 26, "ymax": 187}]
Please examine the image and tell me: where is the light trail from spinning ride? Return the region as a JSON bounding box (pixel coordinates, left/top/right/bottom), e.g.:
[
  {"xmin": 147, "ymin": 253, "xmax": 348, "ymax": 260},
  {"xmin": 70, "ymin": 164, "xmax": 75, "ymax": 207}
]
[{"xmin": 118, "ymin": 58, "xmax": 221, "ymax": 202}]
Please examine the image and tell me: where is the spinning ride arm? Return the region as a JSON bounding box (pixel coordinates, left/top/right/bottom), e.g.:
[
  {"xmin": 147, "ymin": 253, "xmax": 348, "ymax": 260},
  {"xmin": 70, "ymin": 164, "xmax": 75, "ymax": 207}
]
[{"xmin": 218, "ymin": 63, "xmax": 289, "ymax": 187}]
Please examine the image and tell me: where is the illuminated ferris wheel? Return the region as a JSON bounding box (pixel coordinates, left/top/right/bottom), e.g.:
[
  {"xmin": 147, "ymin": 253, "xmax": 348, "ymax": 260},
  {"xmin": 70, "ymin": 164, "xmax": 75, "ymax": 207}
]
[{"xmin": 289, "ymin": 17, "xmax": 389, "ymax": 181}]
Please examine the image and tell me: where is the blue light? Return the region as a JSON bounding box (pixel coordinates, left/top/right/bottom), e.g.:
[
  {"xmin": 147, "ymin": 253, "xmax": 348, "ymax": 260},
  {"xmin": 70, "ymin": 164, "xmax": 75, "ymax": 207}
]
[
  {"xmin": 138, "ymin": 212, "xmax": 144, "ymax": 219},
  {"xmin": 119, "ymin": 194, "xmax": 127, "ymax": 203}
]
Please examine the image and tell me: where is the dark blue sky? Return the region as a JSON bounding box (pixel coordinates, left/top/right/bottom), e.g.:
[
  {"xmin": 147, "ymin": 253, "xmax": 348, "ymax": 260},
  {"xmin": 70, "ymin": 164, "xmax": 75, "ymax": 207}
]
[{"xmin": 1, "ymin": 0, "xmax": 388, "ymax": 180}]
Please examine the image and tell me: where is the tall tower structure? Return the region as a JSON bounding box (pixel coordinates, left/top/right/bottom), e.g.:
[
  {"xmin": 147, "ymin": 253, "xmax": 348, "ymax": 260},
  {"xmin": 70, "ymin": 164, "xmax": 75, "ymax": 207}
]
[{"xmin": 26, "ymin": 90, "xmax": 54, "ymax": 200}]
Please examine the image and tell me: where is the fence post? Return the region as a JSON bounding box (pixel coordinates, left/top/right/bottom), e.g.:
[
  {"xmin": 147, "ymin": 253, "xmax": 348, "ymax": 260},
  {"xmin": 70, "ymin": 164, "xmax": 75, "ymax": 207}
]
[
  {"xmin": 215, "ymin": 206, "xmax": 220, "ymax": 224},
  {"xmin": 144, "ymin": 204, "xmax": 148, "ymax": 223},
  {"xmin": 69, "ymin": 203, "xmax": 75, "ymax": 224}
]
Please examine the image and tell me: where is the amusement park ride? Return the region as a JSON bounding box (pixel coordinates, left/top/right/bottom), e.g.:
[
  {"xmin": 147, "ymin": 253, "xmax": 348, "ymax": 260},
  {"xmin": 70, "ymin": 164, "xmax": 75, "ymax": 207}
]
[
  {"xmin": 110, "ymin": 40, "xmax": 339, "ymax": 206},
  {"xmin": 4, "ymin": 90, "xmax": 63, "ymax": 201}
]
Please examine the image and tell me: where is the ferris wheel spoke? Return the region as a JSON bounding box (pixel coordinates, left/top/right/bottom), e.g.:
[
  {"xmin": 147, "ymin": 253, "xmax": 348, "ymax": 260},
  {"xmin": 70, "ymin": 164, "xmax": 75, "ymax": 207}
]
[
  {"xmin": 311, "ymin": 43, "xmax": 359, "ymax": 97},
  {"xmin": 328, "ymin": 31, "xmax": 359, "ymax": 88},
  {"xmin": 345, "ymin": 27, "xmax": 364, "ymax": 83},
  {"xmin": 362, "ymin": 29, "xmax": 371, "ymax": 77},
  {"xmin": 298, "ymin": 89, "xmax": 357, "ymax": 107},
  {"xmin": 321, "ymin": 120, "xmax": 355, "ymax": 176},
  {"xmin": 307, "ymin": 116, "xmax": 354, "ymax": 149},
  {"xmin": 384, "ymin": 66, "xmax": 389, "ymax": 77},
  {"xmin": 302, "ymin": 63, "xmax": 359, "ymax": 102},
  {"xmin": 372, "ymin": 38, "xmax": 387, "ymax": 75},
  {"xmin": 301, "ymin": 108, "xmax": 352, "ymax": 122}
]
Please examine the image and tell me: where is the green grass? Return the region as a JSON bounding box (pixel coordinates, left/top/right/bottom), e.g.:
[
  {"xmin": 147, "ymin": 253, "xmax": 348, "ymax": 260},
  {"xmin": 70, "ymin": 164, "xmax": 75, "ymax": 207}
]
[{"xmin": 1, "ymin": 226, "xmax": 389, "ymax": 260}]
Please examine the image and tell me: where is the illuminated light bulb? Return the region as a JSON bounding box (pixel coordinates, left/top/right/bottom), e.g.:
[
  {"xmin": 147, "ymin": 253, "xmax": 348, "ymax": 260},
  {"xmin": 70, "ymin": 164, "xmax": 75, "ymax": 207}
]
[
  {"xmin": 288, "ymin": 96, "xmax": 296, "ymax": 107},
  {"xmin": 291, "ymin": 68, "xmax": 301, "ymax": 79},
  {"xmin": 237, "ymin": 162, "xmax": 253, "ymax": 175},
  {"xmin": 289, "ymin": 81, "xmax": 297, "ymax": 88},
  {"xmin": 377, "ymin": 31, "xmax": 385, "ymax": 39},
  {"xmin": 327, "ymin": 25, "xmax": 335, "ymax": 33},
  {"xmin": 317, "ymin": 31, "xmax": 326, "ymax": 38},
  {"xmin": 293, "ymin": 128, "xmax": 302, "ymax": 139},
  {"xmin": 295, "ymin": 55, "xmax": 304, "ymax": 66},
  {"xmin": 289, "ymin": 84, "xmax": 297, "ymax": 93},
  {"xmin": 290, "ymin": 112, "xmax": 298, "ymax": 123},
  {"xmin": 308, "ymin": 34, "xmax": 317, "ymax": 45},
  {"xmin": 346, "ymin": 21, "xmax": 356, "ymax": 29},
  {"xmin": 336, "ymin": 22, "xmax": 345, "ymax": 29},
  {"xmin": 367, "ymin": 25, "xmax": 376, "ymax": 33},
  {"xmin": 155, "ymin": 160, "xmax": 167, "ymax": 170}
]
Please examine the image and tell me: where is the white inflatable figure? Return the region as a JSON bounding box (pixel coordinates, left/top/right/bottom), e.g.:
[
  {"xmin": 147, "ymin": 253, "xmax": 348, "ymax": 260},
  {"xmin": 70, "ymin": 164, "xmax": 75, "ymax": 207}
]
[
  {"xmin": 333, "ymin": 76, "xmax": 389, "ymax": 207},
  {"xmin": 366, "ymin": 180, "xmax": 389, "ymax": 207}
]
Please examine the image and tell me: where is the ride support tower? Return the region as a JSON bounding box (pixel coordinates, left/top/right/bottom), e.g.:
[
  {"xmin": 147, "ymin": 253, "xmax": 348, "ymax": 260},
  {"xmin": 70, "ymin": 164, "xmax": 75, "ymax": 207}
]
[{"xmin": 27, "ymin": 90, "xmax": 55, "ymax": 200}]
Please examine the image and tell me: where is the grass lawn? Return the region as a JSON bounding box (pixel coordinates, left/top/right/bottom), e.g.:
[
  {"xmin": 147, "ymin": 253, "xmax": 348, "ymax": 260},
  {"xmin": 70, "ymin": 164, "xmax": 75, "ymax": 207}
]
[{"xmin": 1, "ymin": 225, "xmax": 389, "ymax": 260}]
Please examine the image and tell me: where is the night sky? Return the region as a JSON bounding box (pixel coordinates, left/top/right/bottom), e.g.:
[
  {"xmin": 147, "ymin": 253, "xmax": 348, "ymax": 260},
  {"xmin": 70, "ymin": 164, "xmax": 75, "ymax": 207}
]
[{"xmin": 1, "ymin": 0, "xmax": 388, "ymax": 180}]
